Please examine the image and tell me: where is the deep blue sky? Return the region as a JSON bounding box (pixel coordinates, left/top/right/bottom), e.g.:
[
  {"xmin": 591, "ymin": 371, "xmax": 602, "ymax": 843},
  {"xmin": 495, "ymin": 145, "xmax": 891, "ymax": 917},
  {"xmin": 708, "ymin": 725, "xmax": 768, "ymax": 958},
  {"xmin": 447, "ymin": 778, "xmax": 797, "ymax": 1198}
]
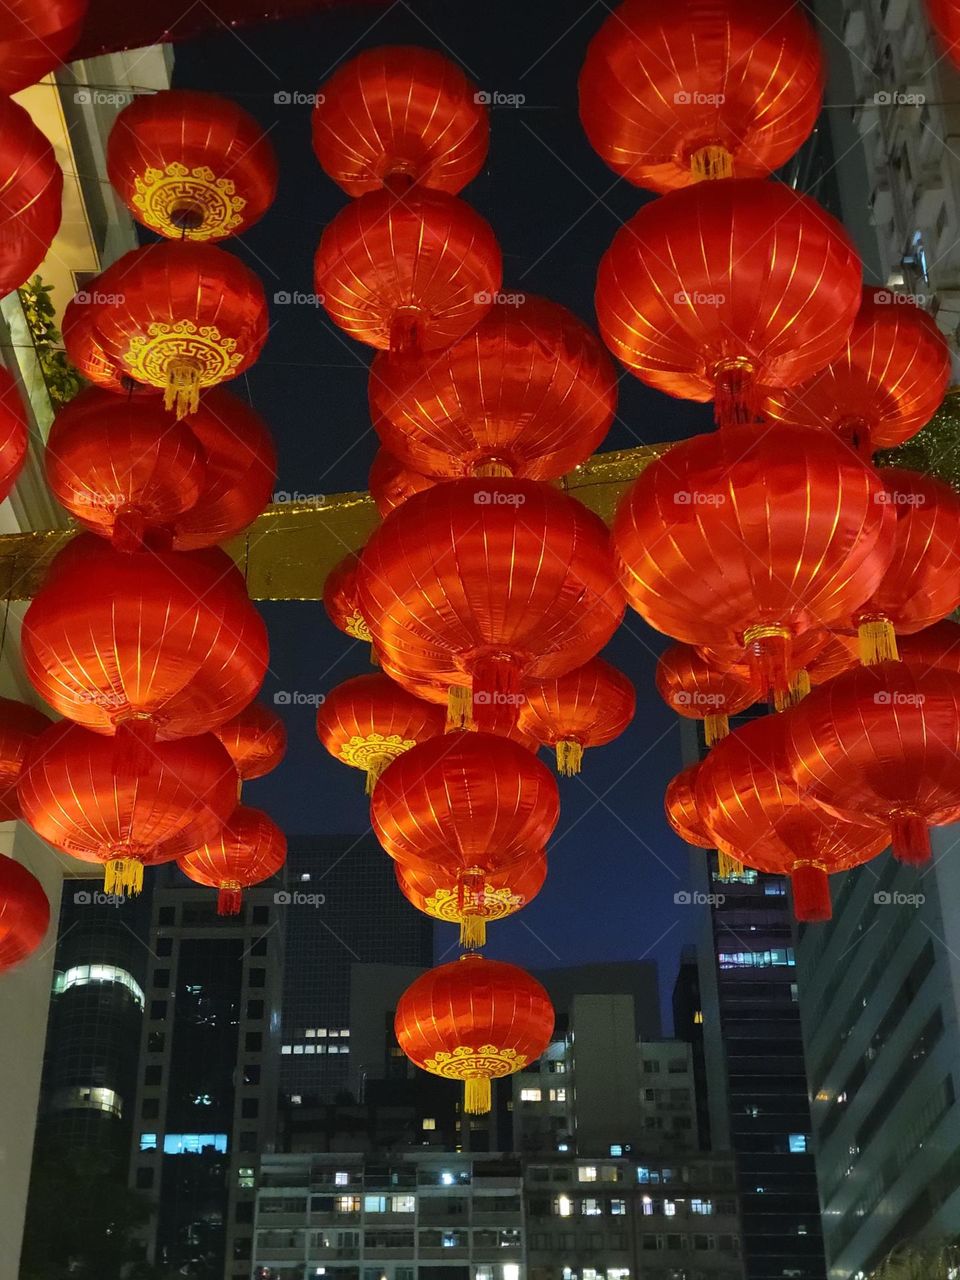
[{"xmin": 173, "ymin": 0, "xmax": 717, "ymax": 1030}]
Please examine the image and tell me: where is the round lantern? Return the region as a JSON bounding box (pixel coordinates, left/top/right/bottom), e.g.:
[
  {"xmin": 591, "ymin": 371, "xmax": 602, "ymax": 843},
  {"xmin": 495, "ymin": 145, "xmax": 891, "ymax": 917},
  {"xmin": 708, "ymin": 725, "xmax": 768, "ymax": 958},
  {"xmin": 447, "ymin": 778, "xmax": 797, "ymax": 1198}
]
[
  {"xmin": 395, "ymin": 953, "xmax": 555, "ymax": 1113},
  {"xmin": 595, "ymin": 178, "xmax": 862, "ymax": 426},
  {"xmin": 0, "ymin": 96, "xmax": 63, "ymax": 298},
  {"xmin": 850, "ymin": 467, "xmax": 960, "ymax": 663},
  {"xmin": 518, "ymin": 658, "xmax": 635, "ymax": 774},
  {"xmin": 178, "ymin": 805, "xmax": 286, "ymax": 914},
  {"xmin": 313, "ymin": 45, "xmax": 488, "ymax": 196},
  {"xmin": 324, "ymin": 552, "xmax": 373, "ymax": 643},
  {"xmin": 697, "ymin": 714, "xmax": 889, "ymax": 921},
  {"xmin": 665, "ymin": 763, "xmax": 743, "ymax": 878},
  {"xmin": 926, "ymin": 0, "xmax": 960, "ymax": 68},
  {"xmin": 0, "ymin": 698, "xmax": 50, "ymax": 821},
  {"xmin": 91, "ymin": 242, "xmax": 269, "ymax": 416},
  {"xmin": 898, "ymin": 621, "xmax": 960, "ymax": 675},
  {"xmin": 172, "ymin": 389, "xmax": 277, "ymax": 548},
  {"xmin": 368, "ymin": 447, "xmax": 436, "ymax": 516},
  {"xmin": 316, "ymin": 673, "xmax": 446, "ymax": 792},
  {"xmin": 61, "ymin": 292, "xmax": 159, "ymax": 396},
  {"xmin": 107, "ymin": 90, "xmax": 278, "ymax": 241},
  {"xmin": 0, "ymin": 856, "xmax": 49, "ymax": 971},
  {"xmin": 655, "ymin": 644, "xmax": 758, "ymax": 745},
  {"xmin": 19, "ymin": 722, "xmax": 237, "ymax": 894},
  {"xmin": 314, "ymin": 188, "xmax": 501, "ymax": 352},
  {"xmin": 787, "ymin": 661, "xmax": 960, "ymax": 865},
  {"xmin": 612, "ymin": 424, "xmax": 894, "ymax": 692},
  {"xmin": 579, "ymin": 0, "xmax": 823, "ymax": 191},
  {"xmin": 0, "ymin": 366, "xmax": 27, "ymax": 505},
  {"xmin": 214, "ymin": 703, "xmax": 287, "ymax": 781},
  {"xmin": 23, "ymin": 535, "xmax": 268, "ymax": 739},
  {"xmin": 396, "ymin": 850, "xmax": 547, "ymax": 948},
  {"xmin": 359, "ymin": 479, "xmax": 625, "ymax": 730},
  {"xmin": 45, "ymin": 387, "xmax": 205, "ymax": 548},
  {"xmin": 371, "ymin": 733, "xmax": 560, "ymax": 922},
  {"xmin": 0, "ymin": 0, "xmax": 87, "ymax": 94},
  {"xmin": 369, "ymin": 296, "xmax": 617, "ymax": 479}
]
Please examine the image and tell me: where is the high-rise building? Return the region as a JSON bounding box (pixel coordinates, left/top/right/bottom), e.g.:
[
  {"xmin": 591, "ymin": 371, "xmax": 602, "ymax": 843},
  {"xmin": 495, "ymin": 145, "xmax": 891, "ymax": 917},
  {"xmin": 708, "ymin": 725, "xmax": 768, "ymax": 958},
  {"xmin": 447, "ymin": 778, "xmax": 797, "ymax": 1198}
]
[{"xmin": 279, "ymin": 836, "xmax": 434, "ymax": 1103}]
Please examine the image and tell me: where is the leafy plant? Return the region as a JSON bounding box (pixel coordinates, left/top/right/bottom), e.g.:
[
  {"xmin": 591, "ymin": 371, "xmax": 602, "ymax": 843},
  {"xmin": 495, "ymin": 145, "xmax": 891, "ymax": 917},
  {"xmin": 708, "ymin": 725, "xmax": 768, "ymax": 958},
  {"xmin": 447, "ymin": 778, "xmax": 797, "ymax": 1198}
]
[
  {"xmin": 17, "ymin": 274, "xmax": 84, "ymax": 408},
  {"xmin": 876, "ymin": 391, "xmax": 960, "ymax": 492}
]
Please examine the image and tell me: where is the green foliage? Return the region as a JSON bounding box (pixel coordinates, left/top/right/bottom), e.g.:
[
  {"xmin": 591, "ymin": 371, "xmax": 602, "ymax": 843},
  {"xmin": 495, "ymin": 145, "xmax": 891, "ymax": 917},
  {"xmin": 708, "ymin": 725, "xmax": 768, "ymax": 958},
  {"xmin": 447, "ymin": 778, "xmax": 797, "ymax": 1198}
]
[
  {"xmin": 17, "ymin": 274, "xmax": 84, "ymax": 409},
  {"xmin": 871, "ymin": 1240, "xmax": 960, "ymax": 1279},
  {"xmin": 876, "ymin": 391, "xmax": 960, "ymax": 492}
]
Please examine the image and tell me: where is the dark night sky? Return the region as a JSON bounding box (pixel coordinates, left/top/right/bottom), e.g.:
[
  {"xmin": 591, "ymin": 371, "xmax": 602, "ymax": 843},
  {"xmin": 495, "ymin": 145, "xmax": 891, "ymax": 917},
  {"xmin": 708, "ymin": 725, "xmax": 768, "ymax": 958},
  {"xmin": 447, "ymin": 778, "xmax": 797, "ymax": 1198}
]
[{"xmin": 173, "ymin": 0, "xmax": 718, "ymax": 1031}]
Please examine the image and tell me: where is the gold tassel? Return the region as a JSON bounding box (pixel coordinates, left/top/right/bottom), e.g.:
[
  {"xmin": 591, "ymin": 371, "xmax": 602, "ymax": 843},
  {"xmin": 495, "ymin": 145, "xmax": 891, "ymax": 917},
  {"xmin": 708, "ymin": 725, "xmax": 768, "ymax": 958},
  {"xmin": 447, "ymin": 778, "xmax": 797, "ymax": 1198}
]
[
  {"xmin": 447, "ymin": 685, "xmax": 473, "ymax": 731},
  {"xmin": 773, "ymin": 671, "xmax": 809, "ymax": 712},
  {"xmin": 717, "ymin": 849, "xmax": 744, "ymax": 880},
  {"xmin": 473, "ymin": 459, "xmax": 514, "ymax": 478},
  {"xmin": 690, "ymin": 144, "xmax": 734, "ymax": 181},
  {"xmin": 464, "ymin": 1077, "xmax": 492, "ymax": 1114},
  {"xmin": 703, "ymin": 713, "xmax": 729, "ymax": 746},
  {"xmin": 364, "ymin": 754, "xmax": 391, "ymax": 795},
  {"xmin": 555, "ymin": 739, "xmax": 583, "ymax": 776},
  {"xmin": 103, "ymin": 857, "xmax": 144, "ymax": 896},
  {"xmin": 858, "ymin": 617, "xmax": 899, "ymax": 666},
  {"xmin": 459, "ymin": 914, "xmax": 487, "ymax": 948},
  {"xmin": 164, "ymin": 359, "xmax": 202, "ymax": 419}
]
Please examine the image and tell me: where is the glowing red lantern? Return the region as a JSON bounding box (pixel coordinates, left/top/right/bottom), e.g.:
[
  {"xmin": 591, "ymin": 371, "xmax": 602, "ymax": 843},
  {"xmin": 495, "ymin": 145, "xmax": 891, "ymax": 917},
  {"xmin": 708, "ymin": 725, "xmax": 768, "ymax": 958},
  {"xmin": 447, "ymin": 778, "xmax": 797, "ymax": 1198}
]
[
  {"xmin": 91, "ymin": 242, "xmax": 269, "ymax": 416},
  {"xmin": 178, "ymin": 805, "xmax": 286, "ymax": 914},
  {"xmin": 62, "ymin": 292, "xmax": 158, "ymax": 396},
  {"xmin": 45, "ymin": 388, "xmax": 205, "ymax": 549},
  {"xmin": 397, "ymin": 849, "xmax": 547, "ymax": 948},
  {"xmin": 314, "ymin": 188, "xmax": 501, "ymax": 352},
  {"xmin": 804, "ymin": 633, "xmax": 861, "ymax": 687},
  {"xmin": 316, "ymin": 673, "xmax": 446, "ymax": 792},
  {"xmin": 612, "ymin": 425, "xmax": 894, "ymax": 692},
  {"xmin": 595, "ymin": 179, "xmax": 862, "ymax": 426},
  {"xmin": 324, "ymin": 552, "xmax": 373, "ymax": 644},
  {"xmin": 518, "ymin": 658, "xmax": 635, "ymax": 774},
  {"xmin": 214, "ymin": 703, "xmax": 287, "ymax": 781},
  {"xmin": 763, "ymin": 288, "xmax": 950, "ymax": 452},
  {"xmin": 23, "ymin": 535, "xmax": 268, "ymax": 740},
  {"xmin": 368, "ymin": 447, "xmax": 436, "ymax": 517},
  {"xmin": 19, "ymin": 722, "xmax": 237, "ymax": 893},
  {"xmin": 655, "ymin": 644, "xmax": 758, "ymax": 745},
  {"xmin": 0, "ymin": 96, "xmax": 63, "ymax": 298},
  {"xmin": 579, "ymin": 0, "xmax": 822, "ymax": 191},
  {"xmin": 788, "ymin": 661, "xmax": 960, "ymax": 865},
  {"xmin": 108, "ymin": 90, "xmax": 278, "ymax": 241},
  {"xmin": 665, "ymin": 762, "xmax": 744, "ymax": 878},
  {"xmin": 0, "ymin": 856, "xmax": 49, "ymax": 971},
  {"xmin": 0, "ymin": 0, "xmax": 87, "ymax": 94},
  {"xmin": 359, "ymin": 479, "xmax": 625, "ymax": 729},
  {"xmin": 926, "ymin": 0, "xmax": 960, "ymax": 67},
  {"xmin": 395, "ymin": 954, "xmax": 555, "ymax": 1112},
  {"xmin": 697, "ymin": 714, "xmax": 888, "ymax": 921},
  {"xmin": 313, "ymin": 45, "xmax": 488, "ymax": 196},
  {"xmin": 0, "ymin": 366, "xmax": 27, "ymax": 504},
  {"xmin": 0, "ymin": 699, "xmax": 50, "ymax": 821},
  {"xmin": 369, "ymin": 297, "xmax": 617, "ymax": 479}
]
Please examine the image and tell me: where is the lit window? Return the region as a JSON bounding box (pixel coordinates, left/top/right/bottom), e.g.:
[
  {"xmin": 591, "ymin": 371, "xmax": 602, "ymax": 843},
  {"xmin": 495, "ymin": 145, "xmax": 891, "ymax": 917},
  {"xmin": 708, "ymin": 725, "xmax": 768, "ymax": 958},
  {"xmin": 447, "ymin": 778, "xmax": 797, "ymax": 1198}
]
[
  {"xmin": 606, "ymin": 1270, "xmax": 630, "ymax": 1280},
  {"xmin": 556, "ymin": 1195, "xmax": 573, "ymax": 1217},
  {"xmin": 336, "ymin": 1196, "xmax": 359, "ymax": 1213},
  {"xmin": 693, "ymin": 1010, "xmax": 704, "ymax": 1024},
  {"xmin": 691, "ymin": 1199, "xmax": 713, "ymax": 1215},
  {"xmin": 53, "ymin": 964, "xmax": 145, "ymax": 1009},
  {"xmin": 162, "ymin": 1133, "xmax": 228, "ymax": 1155},
  {"xmin": 549, "ymin": 1088, "xmax": 567, "ymax": 1102},
  {"xmin": 281, "ymin": 1045, "xmax": 292, "ymax": 1054},
  {"xmin": 305, "ymin": 1045, "xmax": 316, "ymax": 1054},
  {"xmin": 239, "ymin": 1167, "xmax": 255, "ymax": 1188},
  {"xmin": 392, "ymin": 1195, "xmax": 415, "ymax": 1213},
  {"xmin": 50, "ymin": 1085, "xmax": 123, "ymax": 1117},
  {"xmin": 664, "ymin": 1201, "xmax": 676, "ymax": 1217},
  {"xmin": 422, "ymin": 1118, "xmax": 436, "ymax": 1131},
  {"xmin": 329, "ymin": 1029, "xmax": 339, "ymax": 1038},
  {"xmin": 306, "ymin": 1029, "xmax": 315, "ymax": 1038},
  {"xmin": 557, "ymin": 1143, "xmax": 569, "ymax": 1152},
  {"xmin": 300, "ymin": 872, "xmax": 311, "ymax": 882},
  {"xmin": 335, "ymin": 1172, "xmax": 350, "ymax": 1186},
  {"xmin": 317, "ymin": 1028, "xmax": 327, "ymax": 1037},
  {"xmin": 789, "ymin": 1134, "xmax": 808, "ymax": 1154},
  {"xmin": 520, "ymin": 1088, "xmax": 542, "ymax": 1102},
  {"xmin": 503, "ymin": 1266, "xmax": 519, "ymax": 1280},
  {"xmin": 365, "ymin": 1195, "xmax": 387, "ymax": 1213},
  {"xmin": 291, "ymin": 1095, "xmax": 302, "ymax": 1105},
  {"xmin": 139, "ymin": 1132, "xmax": 157, "ymax": 1151},
  {"xmin": 578, "ymin": 1166, "xmax": 598, "ymax": 1183},
  {"xmin": 611, "ymin": 1199, "xmax": 626, "ymax": 1215},
  {"xmin": 293, "ymin": 1045, "xmax": 304, "ymax": 1054},
  {"xmin": 609, "ymin": 1144, "xmax": 622, "ymax": 1157},
  {"xmin": 582, "ymin": 1199, "xmax": 602, "ymax": 1216},
  {"xmin": 341, "ymin": 1029, "xmax": 351, "ymax": 1037}
]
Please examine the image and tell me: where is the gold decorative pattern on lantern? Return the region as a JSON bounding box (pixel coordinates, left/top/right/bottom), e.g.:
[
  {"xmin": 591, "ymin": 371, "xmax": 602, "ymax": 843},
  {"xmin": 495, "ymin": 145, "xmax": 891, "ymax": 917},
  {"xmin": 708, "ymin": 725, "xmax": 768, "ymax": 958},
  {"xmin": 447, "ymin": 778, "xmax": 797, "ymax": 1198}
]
[
  {"xmin": 133, "ymin": 163, "xmax": 247, "ymax": 240},
  {"xmin": 337, "ymin": 731, "xmax": 417, "ymax": 771},
  {"xmin": 425, "ymin": 885, "xmax": 524, "ymax": 924},
  {"xmin": 423, "ymin": 1044, "xmax": 526, "ymax": 1080},
  {"xmin": 345, "ymin": 609, "xmax": 373, "ymax": 642},
  {"xmin": 125, "ymin": 321, "xmax": 242, "ymax": 415}
]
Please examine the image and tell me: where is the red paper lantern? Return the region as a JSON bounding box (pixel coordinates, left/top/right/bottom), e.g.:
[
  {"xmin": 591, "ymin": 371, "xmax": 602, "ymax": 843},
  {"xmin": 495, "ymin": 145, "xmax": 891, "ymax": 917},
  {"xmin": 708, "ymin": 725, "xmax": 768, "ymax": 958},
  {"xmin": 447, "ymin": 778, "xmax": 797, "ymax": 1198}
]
[
  {"xmin": 926, "ymin": 0, "xmax": 960, "ymax": 67},
  {"xmin": 107, "ymin": 90, "xmax": 278, "ymax": 241},
  {"xmin": 91, "ymin": 242, "xmax": 269, "ymax": 416},
  {"xmin": 0, "ymin": 96, "xmax": 63, "ymax": 297},
  {"xmin": 316, "ymin": 673, "xmax": 446, "ymax": 792},
  {"xmin": 0, "ymin": 366, "xmax": 27, "ymax": 504},
  {"xmin": 655, "ymin": 644, "xmax": 758, "ymax": 745},
  {"xmin": 172, "ymin": 389, "xmax": 277, "ymax": 548},
  {"xmin": 314, "ymin": 188, "xmax": 501, "ymax": 353},
  {"xmin": 697, "ymin": 714, "xmax": 888, "ymax": 921},
  {"xmin": 23, "ymin": 535, "xmax": 268, "ymax": 739},
  {"xmin": 397, "ymin": 849, "xmax": 547, "ymax": 948},
  {"xmin": 45, "ymin": 387, "xmax": 205, "ymax": 549},
  {"xmin": 369, "ymin": 297, "xmax": 617, "ymax": 479},
  {"xmin": 214, "ymin": 703, "xmax": 287, "ymax": 781},
  {"xmin": 0, "ymin": 699, "xmax": 50, "ymax": 821},
  {"xmin": 518, "ymin": 658, "xmax": 635, "ymax": 774},
  {"xmin": 359, "ymin": 479, "xmax": 625, "ymax": 729},
  {"xmin": 612, "ymin": 425, "xmax": 894, "ymax": 692},
  {"xmin": 62, "ymin": 292, "xmax": 159, "ymax": 396},
  {"xmin": 579, "ymin": 0, "xmax": 823, "ymax": 191},
  {"xmin": 665, "ymin": 764, "xmax": 714, "ymax": 849},
  {"xmin": 178, "ymin": 804, "xmax": 286, "ymax": 914},
  {"xmin": 395, "ymin": 953, "xmax": 555, "ymax": 1113},
  {"xmin": 371, "ymin": 733, "xmax": 560, "ymax": 918},
  {"xmin": 19, "ymin": 722, "xmax": 237, "ymax": 893},
  {"xmin": 787, "ymin": 661, "xmax": 960, "ymax": 865},
  {"xmin": 595, "ymin": 179, "xmax": 862, "ymax": 426},
  {"xmin": 0, "ymin": 0, "xmax": 87, "ymax": 94},
  {"xmin": 324, "ymin": 552, "xmax": 373, "ymax": 643},
  {"xmin": 313, "ymin": 46, "xmax": 488, "ymax": 196},
  {"xmin": 0, "ymin": 856, "xmax": 49, "ymax": 972},
  {"xmin": 763, "ymin": 288, "xmax": 950, "ymax": 452},
  {"xmin": 368, "ymin": 447, "xmax": 437, "ymax": 517}
]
